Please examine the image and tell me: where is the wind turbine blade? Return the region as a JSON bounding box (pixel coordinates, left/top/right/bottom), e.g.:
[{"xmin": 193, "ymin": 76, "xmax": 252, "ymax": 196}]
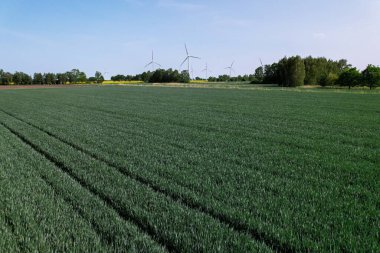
[
  {"xmin": 180, "ymin": 57, "xmax": 189, "ymax": 67},
  {"xmin": 154, "ymin": 62, "xmax": 162, "ymax": 67},
  {"xmin": 189, "ymin": 56, "xmax": 201, "ymax": 59},
  {"xmin": 152, "ymin": 51, "xmax": 154, "ymax": 61},
  {"xmin": 231, "ymin": 61, "xmax": 235, "ymax": 67},
  {"xmin": 145, "ymin": 62, "xmax": 153, "ymax": 68},
  {"xmin": 185, "ymin": 44, "xmax": 189, "ymax": 56}
]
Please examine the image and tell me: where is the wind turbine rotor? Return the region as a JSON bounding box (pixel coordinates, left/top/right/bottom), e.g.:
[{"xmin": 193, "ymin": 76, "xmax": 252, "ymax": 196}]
[
  {"xmin": 180, "ymin": 57, "xmax": 189, "ymax": 67},
  {"xmin": 145, "ymin": 62, "xmax": 152, "ymax": 68},
  {"xmin": 145, "ymin": 50, "xmax": 161, "ymax": 71}
]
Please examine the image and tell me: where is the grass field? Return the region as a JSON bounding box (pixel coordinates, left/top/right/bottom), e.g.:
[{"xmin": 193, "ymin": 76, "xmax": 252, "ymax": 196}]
[{"xmin": 0, "ymin": 86, "xmax": 379, "ymax": 252}]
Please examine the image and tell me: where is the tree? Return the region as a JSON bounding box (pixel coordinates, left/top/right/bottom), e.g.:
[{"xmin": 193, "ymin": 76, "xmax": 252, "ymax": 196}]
[
  {"xmin": 44, "ymin": 73, "xmax": 56, "ymax": 85},
  {"xmin": 278, "ymin": 56, "xmax": 305, "ymax": 87},
  {"xmin": 208, "ymin": 76, "xmax": 217, "ymax": 82},
  {"xmin": 13, "ymin": 72, "xmax": 32, "ymax": 85},
  {"xmin": 1, "ymin": 71, "xmax": 13, "ymax": 85},
  {"xmin": 263, "ymin": 63, "xmax": 280, "ymax": 84},
  {"xmin": 66, "ymin": 69, "xmax": 82, "ymax": 83},
  {"xmin": 304, "ymin": 56, "xmax": 320, "ymax": 85},
  {"xmin": 94, "ymin": 71, "xmax": 104, "ymax": 84},
  {"xmin": 303, "ymin": 57, "xmax": 349, "ymax": 85},
  {"xmin": 254, "ymin": 66, "xmax": 264, "ymax": 83},
  {"xmin": 88, "ymin": 77, "xmax": 97, "ymax": 83},
  {"xmin": 111, "ymin": 75, "xmax": 126, "ymax": 81},
  {"xmin": 337, "ymin": 68, "xmax": 361, "ymax": 89},
  {"xmin": 362, "ymin": 65, "xmax": 380, "ymax": 89},
  {"xmin": 78, "ymin": 72, "xmax": 87, "ymax": 83},
  {"xmin": 179, "ymin": 70, "xmax": 190, "ymax": 83},
  {"xmin": 56, "ymin": 73, "xmax": 68, "ymax": 84},
  {"xmin": 33, "ymin": 73, "xmax": 44, "ymax": 84},
  {"xmin": 319, "ymin": 73, "xmax": 339, "ymax": 87}
]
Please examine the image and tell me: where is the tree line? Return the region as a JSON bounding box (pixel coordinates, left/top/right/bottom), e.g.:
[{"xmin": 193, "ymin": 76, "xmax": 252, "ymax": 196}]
[
  {"xmin": 0, "ymin": 69, "xmax": 104, "ymax": 85},
  {"xmin": 206, "ymin": 75, "xmax": 257, "ymax": 82},
  {"xmin": 253, "ymin": 56, "xmax": 380, "ymax": 89},
  {"xmin": 1, "ymin": 56, "xmax": 379, "ymax": 88},
  {"xmin": 111, "ymin": 69, "xmax": 191, "ymax": 83},
  {"xmin": 112, "ymin": 72, "xmax": 257, "ymax": 83}
]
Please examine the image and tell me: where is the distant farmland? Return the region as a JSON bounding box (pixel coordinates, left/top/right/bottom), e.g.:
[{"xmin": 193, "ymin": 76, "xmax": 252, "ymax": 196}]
[{"xmin": 0, "ymin": 86, "xmax": 379, "ymax": 252}]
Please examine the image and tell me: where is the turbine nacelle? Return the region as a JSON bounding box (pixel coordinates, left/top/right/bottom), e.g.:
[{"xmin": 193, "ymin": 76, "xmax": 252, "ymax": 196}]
[{"xmin": 180, "ymin": 44, "xmax": 201, "ymax": 77}]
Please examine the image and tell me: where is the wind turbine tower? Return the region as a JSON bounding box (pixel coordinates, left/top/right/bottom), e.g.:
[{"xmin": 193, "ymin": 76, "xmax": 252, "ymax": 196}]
[{"xmin": 202, "ymin": 63, "xmax": 210, "ymax": 80}]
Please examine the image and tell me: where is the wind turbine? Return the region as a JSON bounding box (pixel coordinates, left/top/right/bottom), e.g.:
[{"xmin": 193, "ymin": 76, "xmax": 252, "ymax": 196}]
[
  {"xmin": 202, "ymin": 63, "xmax": 211, "ymax": 80},
  {"xmin": 225, "ymin": 61, "xmax": 235, "ymax": 78},
  {"xmin": 180, "ymin": 44, "xmax": 200, "ymax": 76},
  {"xmin": 145, "ymin": 50, "xmax": 161, "ymax": 72}
]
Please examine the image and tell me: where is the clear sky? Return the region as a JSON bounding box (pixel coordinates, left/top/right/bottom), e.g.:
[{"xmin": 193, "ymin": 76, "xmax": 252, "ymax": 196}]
[{"xmin": 0, "ymin": 0, "xmax": 379, "ymax": 78}]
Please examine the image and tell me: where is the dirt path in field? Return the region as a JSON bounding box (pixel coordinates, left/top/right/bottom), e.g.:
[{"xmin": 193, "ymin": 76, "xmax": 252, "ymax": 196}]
[{"xmin": 0, "ymin": 85, "xmax": 88, "ymax": 90}]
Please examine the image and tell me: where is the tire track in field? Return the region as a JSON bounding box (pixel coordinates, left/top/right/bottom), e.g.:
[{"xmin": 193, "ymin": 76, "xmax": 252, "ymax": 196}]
[
  {"xmin": 0, "ymin": 109, "xmax": 298, "ymax": 253},
  {"xmin": 39, "ymin": 176, "xmax": 127, "ymax": 251},
  {"xmin": 41, "ymin": 179, "xmax": 106, "ymax": 244},
  {"xmin": 0, "ymin": 121, "xmax": 176, "ymax": 253},
  {"xmin": 2, "ymin": 215, "xmax": 28, "ymax": 252}
]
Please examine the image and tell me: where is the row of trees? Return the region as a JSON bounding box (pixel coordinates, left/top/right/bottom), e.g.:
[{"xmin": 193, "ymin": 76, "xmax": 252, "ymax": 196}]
[
  {"xmin": 253, "ymin": 56, "xmax": 380, "ymax": 89},
  {"xmin": 0, "ymin": 69, "xmax": 104, "ymax": 85},
  {"xmin": 2, "ymin": 57, "xmax": 379, "ymax": 88},
  {"xmin": 112, "ymin": 72, "xmax": 258, "ymax": 83},
  {"xmin": 111, "ymin": 69, "xmax": 191, "ymax": 83},
  {"xmin": 206, "ymin": 75, "xmax": 257, "ymax": 82}
]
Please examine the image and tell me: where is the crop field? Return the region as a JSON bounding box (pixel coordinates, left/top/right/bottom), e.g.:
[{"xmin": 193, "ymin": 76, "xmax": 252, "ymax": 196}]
[{"xmin": 0, "ymin": 86, "xmax": 379, "ymax": 252}]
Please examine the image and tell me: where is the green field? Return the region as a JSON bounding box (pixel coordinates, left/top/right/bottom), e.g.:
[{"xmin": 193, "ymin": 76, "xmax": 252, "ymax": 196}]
[{"xmin": 0, "ymin": 86, "xmax": 379, "ymax": 252}]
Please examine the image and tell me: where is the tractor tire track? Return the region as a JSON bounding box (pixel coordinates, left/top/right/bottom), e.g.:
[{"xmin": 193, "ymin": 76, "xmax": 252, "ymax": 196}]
[
  {"xmin": 0, "ymin": 121, "xmax": 176, "ymax": 253},
  {"xmin": 0, "ymin": 110, "xmax": 298, "ymax": 253}
]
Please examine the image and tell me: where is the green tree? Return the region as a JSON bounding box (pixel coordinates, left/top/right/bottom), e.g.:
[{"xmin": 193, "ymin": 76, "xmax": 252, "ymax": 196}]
[
  {"xmin": 13, "ymin": 72, "xmax": 32, "ymax": 85},
  {"xmin": 362, "ymin": 65, "xmax": 380, "ymax": 89},
  {"xmin": 66, "ymin": 69, "xmax": 81, "ymax": 83},
  {"xmin": 1, "ymin": 72, "xmax": 13, "ymax": 85},
  {"xmin": 263, "ymin": 63, "xmax": 280, "ymax": 84},
  {"xmin": 304, "ymin": 57, "xmax": 349, "ymax": 85},
  {"xmin": 94, "ymin": 71, "xmax": 104, "ymax": 84},
  {"xmin": 78, "ymin": 72, "xmax": 87, "ymax": 83},
  {"xmin": 254, "ymin": 66, "xmax": 264, "ymax": 83},
  {"xmin": 337, "ymin": 68, "xmax": 361, "ymax": 89},
  {"xmin": 88, "ymin": 77, "xmax": 97, "ymax": 83},
  {"xmin": 304, "ymin": 56, "xmax": 320, "ymax": 85},
  {"xmin": 33, "ymin": 73, "xmax": 44, "ymax": 84},
  {"xmin": 319, "ymin": 73, "xmax": 339, "ymax": 87},
  {"xmin": 56, "ymin": 73, "xmax": 68, "ymax": 84},
  {"xmin": 44, "ymin": 73, "xmax": 56, "ymax": 85},
  {"xmin": 278, "ymin": 56, "xmax": 305, "ymax": 87},
  {"xmin": 179, "ymin": 70, "xmax": 190, "ymax": 83}
]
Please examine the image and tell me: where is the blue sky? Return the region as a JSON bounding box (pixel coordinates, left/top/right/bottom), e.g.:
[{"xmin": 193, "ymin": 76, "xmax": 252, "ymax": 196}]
[{"xmin": 0, "ymin": 0, "xmax": 379, "ymax": 78}]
